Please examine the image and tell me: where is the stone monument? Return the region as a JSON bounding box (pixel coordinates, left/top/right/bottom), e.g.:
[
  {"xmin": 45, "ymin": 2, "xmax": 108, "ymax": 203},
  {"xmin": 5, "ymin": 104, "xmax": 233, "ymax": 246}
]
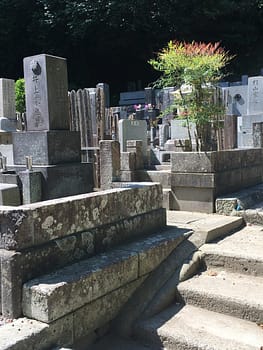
[
  {"xmin": 0, "ymin": 78, "xmax": 17, "ymax": 164},
  {"xmin": 239, "ymin": 76, "xmax": 263, "ymax": 148},
  {"xmin": 12, "ymin": 54, "xmax": 93, "ymax": 201}
]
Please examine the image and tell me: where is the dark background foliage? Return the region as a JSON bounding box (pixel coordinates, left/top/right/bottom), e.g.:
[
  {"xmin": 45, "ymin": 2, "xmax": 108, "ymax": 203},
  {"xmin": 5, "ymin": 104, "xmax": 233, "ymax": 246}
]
[{"xmin": 1, "ymin": 0, "xmax": 263, "ymax": 101}]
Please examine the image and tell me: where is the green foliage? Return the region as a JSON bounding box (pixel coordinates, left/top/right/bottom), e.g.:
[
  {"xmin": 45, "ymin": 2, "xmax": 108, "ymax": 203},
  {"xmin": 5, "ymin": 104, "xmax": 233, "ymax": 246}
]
[
  {"xmin": 149, "ymin": 40, "xmax": 234, "ymax": 150},
  {"xmin": 15, "ymin": 78, "xmax": 25, "ymax": 113}
]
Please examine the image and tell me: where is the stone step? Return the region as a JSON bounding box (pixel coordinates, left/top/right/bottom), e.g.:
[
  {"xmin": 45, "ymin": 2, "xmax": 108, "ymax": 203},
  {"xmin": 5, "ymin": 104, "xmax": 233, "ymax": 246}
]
[
  {"xmin": 22, "ymin": 227, "xmax": 190, "ymax": 323},
  {"xmin": 167, "ymin": 211, "xmax": 244, "ymax": 243},
  {"xmin": 178, "ymin": 269, "xmax": 263, "ymax": 324},
  {"xmin": 135, "ymin": 304, "xmax": 263, "ymax": 350},
  {"xmin": 136, "ymin": 170, "xmax": 171, "ymax": 189},
  {"xmin": 201, "ymin": 225, "xmax": 263, "ymax": 276}
]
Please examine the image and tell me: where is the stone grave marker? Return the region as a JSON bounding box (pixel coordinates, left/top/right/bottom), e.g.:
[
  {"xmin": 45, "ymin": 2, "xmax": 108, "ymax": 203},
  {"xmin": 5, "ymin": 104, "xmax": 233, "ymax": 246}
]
[
  {"xmin": 171, "ymin": 119, "xmax": 196, "ymax": 141},
  {"xmin": 0, "ymin": 78, "xmax": 17, "ymax": 164},
  {"xmin": 247, "ymin": 76, "xmax": 263, "ymax": 114},
  {"xmin": 118, "ymin": 119, "xmax": 147, "ymax": 158},
  {"xmin": 12, "ymin": 53, "xmax": 93, "ymax": 202}
]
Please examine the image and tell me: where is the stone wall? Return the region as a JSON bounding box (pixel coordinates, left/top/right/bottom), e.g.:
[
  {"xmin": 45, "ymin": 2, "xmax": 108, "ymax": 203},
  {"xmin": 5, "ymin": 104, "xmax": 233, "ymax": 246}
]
[
  {"xmin": 0, "ymin": 183, "xmax": 165, "ymax": 320},
  {"xmin": 171, "ymin": 149, "xmax": 263, "ymax": 213}
]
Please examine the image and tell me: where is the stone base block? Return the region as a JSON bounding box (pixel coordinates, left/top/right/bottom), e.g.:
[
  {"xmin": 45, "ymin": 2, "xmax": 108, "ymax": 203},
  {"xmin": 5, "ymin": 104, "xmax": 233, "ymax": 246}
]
[
  {"xmin": 14, "ymin": 163, "xmax": 93, "ymax": 201},
  {"xmin": 13, "ymin": 131, "xmax": 81, "ymax": 165},
  {"xmin": 0, "ymin": 183, "xmax": 20, "ymax": 206},
  {"xmin": 172, "ymin": 187, "xmax": 215, "ymax": 213},
  {"xmin": 0, "ymin": 117, "xmax": 17, "ymax": 132}
]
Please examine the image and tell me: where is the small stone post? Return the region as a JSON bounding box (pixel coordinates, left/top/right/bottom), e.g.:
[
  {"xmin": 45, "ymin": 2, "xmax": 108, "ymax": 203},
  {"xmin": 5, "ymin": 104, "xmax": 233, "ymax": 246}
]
[{"xmin": 100, "ymin": 140, "xmax": 121, "ymax": 189}]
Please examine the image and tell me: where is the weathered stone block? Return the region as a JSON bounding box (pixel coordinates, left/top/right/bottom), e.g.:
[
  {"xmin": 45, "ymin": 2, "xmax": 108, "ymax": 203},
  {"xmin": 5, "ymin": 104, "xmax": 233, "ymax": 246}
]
[
  {"xmin": 0, "ymin": 79, "xmax": 16, "ymax": 119},
  {"xmin": 94, "ymin": 208, "xmax": 166, "ymax": 252},
  {"xmin": 0, "ymin": 184, "xmax": 163, "ymax": 250},
  {"xmin": 171, "ymin": 152, "xmax": 218, "ymax": 173},
  {"xmin": 22, "ymin": 249, "xmax": 139, "ymax": 322},
  {"xmin": 13, "ymin": 131, "xmax": 81, "ymax": 165},
  {"xmin": 0, "ymin": 315, "xmax": 74, "ymax": 350},
  {"xmin": 173, "ymin": 187, "xmax": 215, "ymax": 213},
  {"xmin": 121, "ymin": 152, "xmax": 136, "ymax": 171},
  {"xmin": 0, "ymin": 183, "xmax": 20, "ymax": 206},
  {"xmin": 171, "ymin": 173, "xmax": 215, "ymax": 189},
  {"xmin": 122, "ymin": 228, "xmax": 187, "ymax": 276},
  {"xmin": 215, "ymin": 149, "xmax": 241, "ymax": 172},
  {"xmin": 241, "ymin": 148, "xmax": 263, "ymax": 167},
  {"xmin": 19, "ymin": 171, "xmax": 42, "ymax": 204},
  {"xmin": 100, "ymin": 140, "xmax": 120, "ymax": 189},
  {"xmin": 120, "ymin": 170, "xmax": 136, "ymax": 182},
  {"xmin": 73, "ymin": 277, "xmax": 146, "ymax": 340}
]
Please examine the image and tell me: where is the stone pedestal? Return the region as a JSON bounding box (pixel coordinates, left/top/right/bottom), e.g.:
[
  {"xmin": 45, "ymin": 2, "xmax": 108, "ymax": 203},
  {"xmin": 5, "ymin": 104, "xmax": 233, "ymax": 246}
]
[{"xmin": 13, "ymin": 130, "xmax": 81, "ymax": 165}]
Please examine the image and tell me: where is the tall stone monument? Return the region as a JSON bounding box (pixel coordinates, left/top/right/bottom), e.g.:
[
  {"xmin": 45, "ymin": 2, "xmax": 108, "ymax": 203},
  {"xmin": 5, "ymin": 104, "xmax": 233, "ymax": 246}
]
[
  {"xmin": 239, "ymin": 76, "xmax": 263, "ymax": 147},
  {"xmin": 12, "ymin": 54, "xmax": 93, "ymax": 201},
  {"xmin": 0, "ymin": 78, "xmax": 17, "ymax": 164}
]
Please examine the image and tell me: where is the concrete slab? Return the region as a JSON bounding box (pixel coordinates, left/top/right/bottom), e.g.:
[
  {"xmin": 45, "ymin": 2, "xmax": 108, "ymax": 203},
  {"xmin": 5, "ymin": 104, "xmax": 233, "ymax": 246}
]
[
  {"xmin": 167, "ymin": 210, "xmax": 244, "ymax": 242},
  {"xmin": 178, "ymin": 269, "xmax": 263, "ymax": 323},
  {"xmin": 135, "ymin": 304, "xmax": 263, "ymax": 350},
  {"xmin": 201, "ymin": 224, "xmax": 263, "ymax": 276}
]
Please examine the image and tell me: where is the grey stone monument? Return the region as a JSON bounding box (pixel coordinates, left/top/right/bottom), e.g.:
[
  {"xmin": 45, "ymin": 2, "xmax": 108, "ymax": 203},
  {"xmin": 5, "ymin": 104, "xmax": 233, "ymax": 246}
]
[
  {"xmin": 12, "ymin": 54, "xmax": 93, "ymax": 201},
  {"xmin": 0, "ymin": 78, "xmax": 17, "ymax": 164},
  {"xmin": 247, "ymin": 76, "xmax": 263, "ymax": 114},
  {"xmin": 118, "ymin": 119, "xmax": 147, "ymax": 159},
  {"xmin": 238, "ymin": 76, "xmax": 263, "ymax": 148}
]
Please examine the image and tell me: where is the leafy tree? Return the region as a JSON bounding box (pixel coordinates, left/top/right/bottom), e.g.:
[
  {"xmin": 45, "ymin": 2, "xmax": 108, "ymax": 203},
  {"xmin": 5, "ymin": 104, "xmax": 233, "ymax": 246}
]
[
  {"xmin": 149, "ymin": 40, "xmax": 234, "ymax": 150},
  {"xmin": 15, "ymin": 78, "xmax": 25, "ymax": 113}
]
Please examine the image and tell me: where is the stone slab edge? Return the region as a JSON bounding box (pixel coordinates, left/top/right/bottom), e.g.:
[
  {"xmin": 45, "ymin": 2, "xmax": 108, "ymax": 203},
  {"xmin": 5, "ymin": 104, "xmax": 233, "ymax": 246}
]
[
  {"xmin": 0, "ymin": 278, "xmax": 146, "ymax": 350},
  {"xmin": 0, "ymin": 183, "xmax": 163, "ymax": 250}
]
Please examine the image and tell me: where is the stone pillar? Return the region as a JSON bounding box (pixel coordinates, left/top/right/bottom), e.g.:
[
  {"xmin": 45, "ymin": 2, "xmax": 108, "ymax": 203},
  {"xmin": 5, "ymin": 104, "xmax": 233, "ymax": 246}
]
[
  {"xmin": 253, "ymin": 122, "xmax": 263, "ymax": 148},
  {"xmin": 145, "ymin": 87, "xmax": 155, "ymax": 106},
  {"xmin": 120, "ymin": 152, "xmax": 136, "ymax": 181},
  {"xmin": 19, "ymin": 170, "xmax": 42, "ymax": 204},
  {"xmin": 159, "ymin": 124, "xmax": 170, "ymax": 149},
  {"xmin": 127, "ymin": 140, "xmax": 144, "ymax": 170},
  {"xmin": 100, "ymin": 140, "xmax": 120, "ymax": 189}
]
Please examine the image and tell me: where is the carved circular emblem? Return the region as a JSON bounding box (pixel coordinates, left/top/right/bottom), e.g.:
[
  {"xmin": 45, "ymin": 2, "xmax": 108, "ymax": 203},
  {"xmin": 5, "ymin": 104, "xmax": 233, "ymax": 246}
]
[{"xmin": 30, "ymin": 60, "xmax": 41, "ymax": 75}]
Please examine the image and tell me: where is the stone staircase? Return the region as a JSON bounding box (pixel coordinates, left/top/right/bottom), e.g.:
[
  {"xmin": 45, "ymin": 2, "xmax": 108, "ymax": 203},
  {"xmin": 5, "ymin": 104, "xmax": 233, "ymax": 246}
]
[
  {"xmin": 89, "ymin": 214, "xmax": 263, "ymax": 350},
  {"xmin": 133, "ymin": 223, "xmax": 263, "ymax": 350}
]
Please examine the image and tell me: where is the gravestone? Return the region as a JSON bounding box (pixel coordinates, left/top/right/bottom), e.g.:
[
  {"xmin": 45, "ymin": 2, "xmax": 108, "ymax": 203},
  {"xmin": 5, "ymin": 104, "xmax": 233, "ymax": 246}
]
[
  {"xmin": 12, "ymin": 54, "xmax": 93, "ymax": 201},
  {"xmin": 23, "ymin": 55, "xmax": 69, "ymax": 130},
  {"xmin": 237, "ymin": 76, "xmax": 263, "ymax": 148},
  {"xmin": 247, "ymin": 76, "xmax": 263, "ymax": 114},
  {"xmin": 170, "ymin": 119, "xmax": 196, "ymax": 141},
  {"xmin": 222, "ymin": 85, "xmax": 248, "ymax": 116},
  {"xmin": 159, "ymin": 124, "xmax": 170, "ymax": 149},
  {"xmin": 161, "ymin": 87, "xmax": 176, "ymax": 123},
  {"xmin": 118, "ymin": 119, "xmax": 147, "ymax": 160},
  {"xmin": 0, "ymin": 78, "xmax": 17, "ymax": 164}
]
